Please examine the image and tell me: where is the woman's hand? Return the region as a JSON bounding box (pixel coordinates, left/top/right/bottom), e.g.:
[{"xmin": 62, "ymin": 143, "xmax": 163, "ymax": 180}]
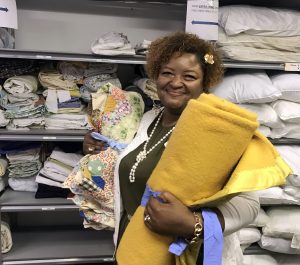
[
  {"xmin": 83, "ymin": 131, "xmax": 106, "ymax": 155},
  {"xmin": 144, "ymin": 191, "xmax": 197, "ymax": 238}
]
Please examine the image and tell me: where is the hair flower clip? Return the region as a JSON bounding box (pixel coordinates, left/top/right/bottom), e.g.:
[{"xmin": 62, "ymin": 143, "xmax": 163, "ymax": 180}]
[{"xmin": 204, "ymin": 53, "xmax": 214, "ymax": 65}]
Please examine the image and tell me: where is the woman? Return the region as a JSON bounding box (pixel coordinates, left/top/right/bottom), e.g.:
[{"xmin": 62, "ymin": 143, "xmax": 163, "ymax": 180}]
[{"xmin": 83, "ymin": 32, "xmax": 260, "ymax": 264}]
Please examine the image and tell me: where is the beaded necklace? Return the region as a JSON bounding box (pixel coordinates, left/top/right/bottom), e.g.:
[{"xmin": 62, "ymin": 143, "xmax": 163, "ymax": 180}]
[{"xmin": 129, "ymin": 110, "xmax": 175, "ymax": 183}]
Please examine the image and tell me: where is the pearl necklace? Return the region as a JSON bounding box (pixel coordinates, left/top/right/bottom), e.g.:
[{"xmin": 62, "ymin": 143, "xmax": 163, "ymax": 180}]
[{"xmin": 129, "ymin": 110, "xmax": 175, "ymax": 183}]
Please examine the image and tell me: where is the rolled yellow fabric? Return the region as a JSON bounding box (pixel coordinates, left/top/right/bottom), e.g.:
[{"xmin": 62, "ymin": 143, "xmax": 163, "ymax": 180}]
[{"xmin": 116, "ymin": 94, "xmax": 291, "ymax": 265}]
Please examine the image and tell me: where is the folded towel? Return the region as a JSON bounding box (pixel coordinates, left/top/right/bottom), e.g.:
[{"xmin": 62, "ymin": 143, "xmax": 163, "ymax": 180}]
[
  {"xmin": 1, "ymin": 216, "xmax": 13, "ymax": 253},
  {"xmin": 116, "ymin": 94, "xmax": 291, "ymax": 265},
  {"xmin": 3, "ymin": 75, "xmax": 38, "ymax": 95}
]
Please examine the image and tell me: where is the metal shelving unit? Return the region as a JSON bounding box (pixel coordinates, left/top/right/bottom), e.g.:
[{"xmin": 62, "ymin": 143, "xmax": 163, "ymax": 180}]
[
  {"xmin": 0, "ymin": 49, "xmax": 146, "ymax": 65},
  {"xmin": 0, "ymin": 129, "xmax": 88, "ymax": 142},
  {"xmin": 0, "ymin": 190, "xmax": 115, "ymax": 264},
  {"xmin": 0, "ymin": 48, "xmax": 293, "ymax": 70},
  {"xmin": 0, "ymin": 189, "xmax": 77, "ymax": 212},
  {"xmin": 2, "ymin": 229, "xmax": 114, "ymax": 265}
]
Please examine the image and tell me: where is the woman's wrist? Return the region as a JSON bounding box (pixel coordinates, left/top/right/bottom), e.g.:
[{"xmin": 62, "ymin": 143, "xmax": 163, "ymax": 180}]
[{"xmin": 185, "ymin": 211, "xmax": 203, "ymax": 244}]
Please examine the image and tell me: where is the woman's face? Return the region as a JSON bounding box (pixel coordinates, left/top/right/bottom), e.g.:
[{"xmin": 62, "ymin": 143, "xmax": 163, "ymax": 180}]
[{"xmin": 156, "ymin": 52, "xmax": 204, "ymax": 115}]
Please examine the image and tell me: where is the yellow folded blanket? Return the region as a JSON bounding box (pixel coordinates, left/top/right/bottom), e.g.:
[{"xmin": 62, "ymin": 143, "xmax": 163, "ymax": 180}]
[{"xmin": 116, "ymin": 94, "xmax": 291, "ymax": 265}]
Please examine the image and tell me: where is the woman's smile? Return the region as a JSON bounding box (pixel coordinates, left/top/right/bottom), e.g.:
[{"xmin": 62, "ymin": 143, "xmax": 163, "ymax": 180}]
[{"xmin": 165, "ymin": 88, "xmax": 186, "ymax": 97}]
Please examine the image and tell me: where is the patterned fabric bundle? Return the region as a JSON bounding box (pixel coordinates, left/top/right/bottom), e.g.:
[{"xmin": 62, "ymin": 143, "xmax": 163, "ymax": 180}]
[
  {"xmin": 116, "ymin": 93, "xmax": 291, "ymax": 265},
  {"xmin": 90, "ymin": 83, "xmax": 144, "ymax": 144},
  {"xmin": 64, "ymin": 83, "xmax": 144, "ymax": 230}
]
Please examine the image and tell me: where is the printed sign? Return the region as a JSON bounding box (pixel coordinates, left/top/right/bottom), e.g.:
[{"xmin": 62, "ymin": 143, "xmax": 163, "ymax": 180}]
[
  {"xmin": 185, "ymin": 0, "xmax": 218, "ymax": 40},
  {"xmin": 0, "ymin": 0, "xmax": 18, "ymax": 29}
]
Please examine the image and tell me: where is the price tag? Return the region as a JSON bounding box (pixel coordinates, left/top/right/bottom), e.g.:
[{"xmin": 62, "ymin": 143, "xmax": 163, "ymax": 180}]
[{"xmin": 285, "ymin": 63, "xmax": 300, "ymax": 71}]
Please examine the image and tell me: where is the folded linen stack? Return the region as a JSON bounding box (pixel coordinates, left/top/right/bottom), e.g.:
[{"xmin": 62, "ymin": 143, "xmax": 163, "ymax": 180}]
[
  {"xmin": 6, "ymin": 145, "xmax": 41, "ymax": 192},
  {"xmin": 217, "ymin": 5, "xmax": 300, "ymax": 62},
  {"xmin": 91, "ymin": 32, "xmax": 135, "ymax": 56},
  {"xmin": 0, "ymin": 75, "xmax": 45, "ymax": 130},
  {"xmin": 35, "ymin": 148, "xmax": 83, "ymax": 198}
]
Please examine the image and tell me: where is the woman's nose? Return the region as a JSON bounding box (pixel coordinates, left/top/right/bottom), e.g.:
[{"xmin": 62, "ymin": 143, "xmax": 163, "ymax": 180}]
[{"xmin": 170, "ymin": 75, "xmax": 183, "ymax": 87}]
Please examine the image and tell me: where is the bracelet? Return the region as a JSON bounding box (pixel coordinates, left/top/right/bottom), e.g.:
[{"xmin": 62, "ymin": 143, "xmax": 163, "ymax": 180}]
[{"xmin": 188, "ymin": 212, "xmax": 203, "ymax": 245}]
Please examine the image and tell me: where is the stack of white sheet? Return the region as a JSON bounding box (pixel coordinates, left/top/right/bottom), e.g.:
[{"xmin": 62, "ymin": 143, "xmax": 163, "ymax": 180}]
[
  {"xmin": 217, "ymin": 5, "xmax": 300, "ymax": 62},
  {"xmin": 36, "ymin": 148, "xmax": 83, "ymax": 188}
]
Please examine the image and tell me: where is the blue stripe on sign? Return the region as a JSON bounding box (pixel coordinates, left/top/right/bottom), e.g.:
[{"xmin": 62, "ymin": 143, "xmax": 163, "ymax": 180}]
[{"xmin": 192, "ymin": 21, "xmax": 218, "ymax": 25}]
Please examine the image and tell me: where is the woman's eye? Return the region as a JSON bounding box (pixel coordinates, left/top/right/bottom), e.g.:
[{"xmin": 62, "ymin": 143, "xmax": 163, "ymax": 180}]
[
  {"xmin": 161, "ymin": 71, "xmax": 173, "ymax": 76},
  {"xmin": 185, "ymin": 75, "xmax": 196, "ymax": 80}
]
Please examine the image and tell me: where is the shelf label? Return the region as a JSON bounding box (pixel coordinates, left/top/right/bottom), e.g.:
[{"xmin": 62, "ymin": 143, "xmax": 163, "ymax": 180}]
[
  {"xmin": 36, "ymin": 55, "xmax": 52, "ymax": 59},
  {"xmin": 41, "ymin": 207, "xmax": 56, "ymax": 211},
  {"xmin": 43, "ymin": 136, "xmax": 57, "ymax": 140},
  {"xmin": 285, "ymin": 63, "xmax": 300, "ymax": 71},
  {"xmin": 102, "ymin": 258, "xmax": 114, "ymax": 262},
  {"xmin": 95, "ymin": 59, "xmax": 111, "ymax": 63}
]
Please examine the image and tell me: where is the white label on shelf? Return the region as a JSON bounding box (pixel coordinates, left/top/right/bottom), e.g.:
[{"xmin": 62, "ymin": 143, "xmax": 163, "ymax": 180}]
[
  {"xmin": 102, "ymin": 258, "xmax": 114, "ymax": 262},
  {"xmin": 43, "ymin": 136, "xmax": 57, "ymax": 140},
  {"xmin": 285, "ymin": 63, "xmax": 300, "ymax": 71},
  {"xmin": 41, "ymin": 207, "xmax": 56, "ymax": 211},
  {"xmin": 95, "ymin": 59, "xmax": 111, "ymax": 63},
  {"xmin": 36, "ymin": 55, "xmax": 52, "ymax": 59}
]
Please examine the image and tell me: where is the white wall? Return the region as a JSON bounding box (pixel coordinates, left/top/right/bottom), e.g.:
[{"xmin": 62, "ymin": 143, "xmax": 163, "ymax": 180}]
[{"xmin": 15, "ymin": 0, "xmax": 186, "ymax": 53}]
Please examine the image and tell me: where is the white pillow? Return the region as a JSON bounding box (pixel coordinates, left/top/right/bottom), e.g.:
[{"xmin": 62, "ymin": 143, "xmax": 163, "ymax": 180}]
[
  {"xmin": 259, "ymin": 235, "xmax": 300, "ymax": 255},
  {"xmin": 254, "ymin": 187, "xmax": 300, "ymax": 205},
  {"xmin": 287, "ymin": 174, "xmax": 300, "ymax": 187},
  {"xmin": 211, "ymin": 69, "xmax": 281, "ymax": 104},
  {"xmin": 270, "ymin": 122, "xmax": 300, "ymax": 139},
  {"xmin": 237, "ymin": 227, "xmax": 261, "ymax": 245},
  {"xmin": 271, "ymin": 100, "xmax": 300, "ymax": 123},
  {"xmin": 270, "ymin": 73, "xmax": 300, "ymax": 103},
  {"xmin": 243, "ymin": 254, "xmax": 278, "ymax": 265},
  {"xmin": 239, "ymin": 103, "xmax": 284, "ymax": 128},
  {"xmin": 219, "ymin": 5, "xmax": 300, "ymax": 37},
  {"xmin": 249, "ymin": 208, "xmax": 270, "ymax": 227},
  {"xmin": 263, "ymin": 206, "xmax": 300, "ymax": 239},
  {"xmin": 284, "ymin": 186, "xmax": 300, "ymax": 199},
  {"xmin": 275, "ymin": 145, "xmax": 300, "ymax": 176}
]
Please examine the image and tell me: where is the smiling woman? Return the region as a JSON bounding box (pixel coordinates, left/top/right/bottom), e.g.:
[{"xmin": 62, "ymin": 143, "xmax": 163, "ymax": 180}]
[
  {"xmin": 147, "ymin": 32, "xmax": 223, "ymax": 120},
  {"xmin": 83, "ymin": 31, "xmax": 261, "ymax": 265}
]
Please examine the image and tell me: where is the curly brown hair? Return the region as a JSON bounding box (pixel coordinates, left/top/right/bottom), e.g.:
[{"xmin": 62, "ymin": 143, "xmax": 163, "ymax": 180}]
[{"xmin": 146, "ymin": 32, "xmax": 224, "ymax": 92}]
